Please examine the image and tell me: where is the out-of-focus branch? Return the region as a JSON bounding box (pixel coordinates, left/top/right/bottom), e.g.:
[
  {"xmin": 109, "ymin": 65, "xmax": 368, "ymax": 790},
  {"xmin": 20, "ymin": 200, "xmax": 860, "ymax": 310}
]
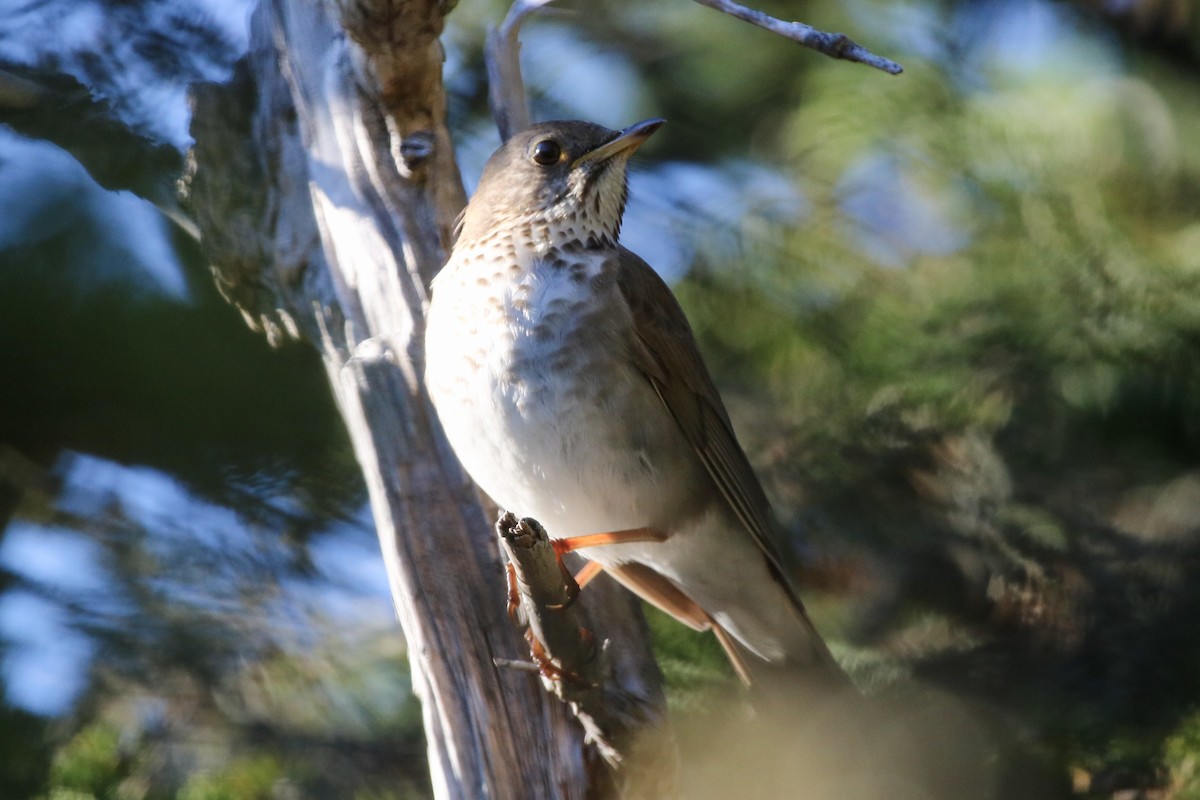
[
  {"xmin": 483, "ymin": 0, "xmax": 899, "ymax": 146},
  {"xmin": 486, "ymin": 0, "xmax": 557, "ymax": 140},
  {"xmin": 0, "ymin": 67, "xmax": 194, "ymax": 236},
  {"xmin": 690, "ymin": 0, "xmax": 903, "ymax": 75}
]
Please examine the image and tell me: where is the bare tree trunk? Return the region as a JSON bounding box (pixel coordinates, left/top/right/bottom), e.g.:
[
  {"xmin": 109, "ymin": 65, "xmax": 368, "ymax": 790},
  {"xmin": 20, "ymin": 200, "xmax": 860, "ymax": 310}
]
[{"xmin": 187, "ymin": 1, "xmax": 672, "ymax": 798}]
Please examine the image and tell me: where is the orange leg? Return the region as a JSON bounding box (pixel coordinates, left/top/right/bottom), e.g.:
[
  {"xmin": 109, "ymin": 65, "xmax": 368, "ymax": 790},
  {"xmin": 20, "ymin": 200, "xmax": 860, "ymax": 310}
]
[
  {"xmin": 547, "ymin": 555, "xmax": 581, "ymax": 611},
  {"xmin": 551, "ymin": 527, "xmax": 666, "ymax": 556},
  {"xmin": 506, "ymin": 548, "xmax": 609, "ymax": 617},
  {"xmin": 525, "ymin": 629, "xmax": 588, "ymax": 685},
  {"xmin": 546, "ymin": 529, "xmax": 663, "ymax": 610},
  {"xmin": 573, "ymin": 560, "xmax": 604, "ymax": 590},
  {"xmin": 526, "ymin": 631, "xmax": 564, "ymax": 681},
  {"xmin": 508, "ymin": 529, "xmax": 638, "ymax": 683},
  {"xmin": 505, "ymin": 562, "xmax": 522, "ymax": 623},
  {"xmin": 547, "ymin": 560, "xmax": 604, "ymax": 609}
]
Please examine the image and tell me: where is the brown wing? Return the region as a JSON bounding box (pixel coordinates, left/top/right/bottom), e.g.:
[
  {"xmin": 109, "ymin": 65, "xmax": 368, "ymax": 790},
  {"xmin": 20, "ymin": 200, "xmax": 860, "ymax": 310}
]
[{"xmin": 614, "ymin": 248, "xmax": 801, "ymax": 606}]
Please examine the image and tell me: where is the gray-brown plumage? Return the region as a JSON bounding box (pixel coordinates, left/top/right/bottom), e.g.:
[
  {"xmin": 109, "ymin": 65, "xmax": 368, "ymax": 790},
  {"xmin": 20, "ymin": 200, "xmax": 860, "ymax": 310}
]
[{"xmin": 426, "ymin": 119, "xmax": 844, "ymax": 684}]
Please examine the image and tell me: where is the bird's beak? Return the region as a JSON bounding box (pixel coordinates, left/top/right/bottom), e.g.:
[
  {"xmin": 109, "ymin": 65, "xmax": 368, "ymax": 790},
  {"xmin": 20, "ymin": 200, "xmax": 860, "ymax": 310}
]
[{"xmin": 573, "ymin": 118, "xmax": 665, "ymax": 168}]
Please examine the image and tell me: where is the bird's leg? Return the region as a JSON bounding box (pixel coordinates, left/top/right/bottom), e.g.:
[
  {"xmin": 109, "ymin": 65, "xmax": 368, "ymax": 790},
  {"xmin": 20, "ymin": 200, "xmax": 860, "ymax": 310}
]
[
  {"xmin": 525, "ymin": 629, "xmax": 589, "ymax": 685},
  {"xmin": 551, "ymin": 526, "xmax": 666, "ymax": 555},
  {"xmin": 546, "ymin": 558, "xmax": 605, "ymax": 611},
  {"xmin": 509, "ymin": 559, "xmax": 592, "ymax": 683},
  {"xmin": 505, "ymin": 562, "xmax": 522, "ymax": 623},
  {"xmin": 546, "ymin": 528, "xmax": 663, "ymax": 609},
  {"xmin": 573, "ymin": 560, "xmax": 604, "ymax": 590},
  {"xmin": 525, "ymin": 630, "xmax": 563, "ymax": 681},
  {"xmin": 505, "ymin": 549, "xmax": 587, "ymax": 614},
  {"xmin": 547, "ymin": 556, "xmax": 582, "ymax": 611},
  {"xmin": 506, "ymin": 559, "xmax": 582, "ymax": 679}
]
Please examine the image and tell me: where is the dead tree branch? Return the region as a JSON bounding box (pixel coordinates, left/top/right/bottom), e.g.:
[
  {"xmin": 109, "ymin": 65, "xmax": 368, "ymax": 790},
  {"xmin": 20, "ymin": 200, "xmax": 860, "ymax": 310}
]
[
  {"xmin": 483, "ymin": 0, "xmax": 900, "ymax": 128},
  {"xmin": 187, "ymin": 1, "xmax": 670, "ymax": 797},
  {"xmin": 486, "ymin": 0, "xmax": 557, "ymax": 139},
  {"xmin": 691, "ymin": 0, "xmax": 903, "ymax": 74}
]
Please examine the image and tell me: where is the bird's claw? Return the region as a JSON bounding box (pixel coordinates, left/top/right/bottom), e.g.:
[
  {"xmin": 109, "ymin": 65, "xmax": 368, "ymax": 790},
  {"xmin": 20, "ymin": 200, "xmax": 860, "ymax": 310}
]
[
  {"xmin": 546, "ymin": 554, "xmax": 581, "ymax": 610},
  {"xmin": 505, "ymin": 562, "xmax": 522, "ymax": 623},
  {"xmin": 525, "ymin": 628, "xmax": 592, "ymax": 686}
]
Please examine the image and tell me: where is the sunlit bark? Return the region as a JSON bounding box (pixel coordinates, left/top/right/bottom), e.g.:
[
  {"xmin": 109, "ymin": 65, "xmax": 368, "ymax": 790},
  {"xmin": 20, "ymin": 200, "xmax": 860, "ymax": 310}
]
[{"xmin": 187, "ymin": 1, "xmax": 672, "ymax": 797}]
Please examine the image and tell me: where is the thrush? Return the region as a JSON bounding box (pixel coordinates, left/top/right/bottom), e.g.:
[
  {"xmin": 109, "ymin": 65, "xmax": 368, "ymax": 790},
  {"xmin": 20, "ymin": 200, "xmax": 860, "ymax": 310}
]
[{"xmin": 425, "ymin": 119, "xmax": 843, "ymax": 683}]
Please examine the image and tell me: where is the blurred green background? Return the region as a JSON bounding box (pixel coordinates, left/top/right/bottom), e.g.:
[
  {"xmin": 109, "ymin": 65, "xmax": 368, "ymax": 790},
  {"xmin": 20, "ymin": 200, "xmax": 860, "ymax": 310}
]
[{"xmin": 3, "ymin": 0, "xmax": 1200, "ymax": 796}]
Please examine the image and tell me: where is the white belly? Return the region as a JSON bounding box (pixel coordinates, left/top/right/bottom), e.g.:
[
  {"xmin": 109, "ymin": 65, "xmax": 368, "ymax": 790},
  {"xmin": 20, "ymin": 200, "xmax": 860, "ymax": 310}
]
[{"xmin": 426, "ymin": 253, "xmax": 707, "ymax": 540}]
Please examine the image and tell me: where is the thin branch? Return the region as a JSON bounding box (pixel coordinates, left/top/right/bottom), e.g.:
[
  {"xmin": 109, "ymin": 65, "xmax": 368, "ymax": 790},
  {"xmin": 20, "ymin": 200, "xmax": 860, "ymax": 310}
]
[
  {"xmin": 486, "ymin": 0, "xmax": 557, "ymax": 140},
  {"xmin": 690, "ymin": 0, "xmax": 903, "ymax": 75},
  {"xmin": 485, "ymin": 0, "xmax": 900, "ymax": 145}
]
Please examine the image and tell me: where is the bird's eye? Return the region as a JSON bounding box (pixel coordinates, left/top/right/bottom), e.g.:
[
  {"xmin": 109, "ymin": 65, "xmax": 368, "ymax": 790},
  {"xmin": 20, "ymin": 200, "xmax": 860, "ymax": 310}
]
[{"xmin": 531, "ymin": 139, "xmax": 562, "ymax": 166}]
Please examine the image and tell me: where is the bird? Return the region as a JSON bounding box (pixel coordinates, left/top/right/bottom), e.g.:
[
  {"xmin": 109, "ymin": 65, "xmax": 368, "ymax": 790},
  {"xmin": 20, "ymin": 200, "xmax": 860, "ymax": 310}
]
[{"xmin": 425, "ymin": 118, "xmax": 844, "ymax": 684}]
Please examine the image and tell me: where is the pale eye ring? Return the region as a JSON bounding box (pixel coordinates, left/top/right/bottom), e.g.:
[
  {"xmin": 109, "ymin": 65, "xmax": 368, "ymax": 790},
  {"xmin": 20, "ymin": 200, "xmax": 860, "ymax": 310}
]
[{"xmin": 531, "ymin": 139, "xmax": 562, "ymax": 166}]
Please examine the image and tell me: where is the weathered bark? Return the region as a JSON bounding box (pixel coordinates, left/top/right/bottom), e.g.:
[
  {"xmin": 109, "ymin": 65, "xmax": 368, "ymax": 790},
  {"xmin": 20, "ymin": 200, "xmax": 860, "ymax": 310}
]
[{"xmin": 186, "ymin": 0, "xmax": 672, "ymax": 797}]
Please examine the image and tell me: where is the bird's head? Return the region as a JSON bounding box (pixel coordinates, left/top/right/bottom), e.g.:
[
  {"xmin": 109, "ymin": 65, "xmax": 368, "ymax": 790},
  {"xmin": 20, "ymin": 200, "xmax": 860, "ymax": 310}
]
[{"xmin": 456, "ymin": 118, "xmax": 664, "ymax": 251}]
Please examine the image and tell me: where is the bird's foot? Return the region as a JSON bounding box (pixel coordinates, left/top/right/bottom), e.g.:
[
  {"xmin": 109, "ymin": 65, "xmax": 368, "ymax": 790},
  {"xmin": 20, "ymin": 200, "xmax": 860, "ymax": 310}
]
[
  {"xmin": 546, "ymin": 554, "xmax": 582, "ymax": 610},
  {"xmin": 525, "ymin": 629, "xmax": 591, "ymax": 685},
  {"xmin": 541, "ymin": 528, "xmax": 662, "ymax": 609},
  {"xmin": 509, "ymin": 551, "xmax": 604, "ymax": 615},
  {"xmin": 505, "ymin": 562, "xmax": 522, "ymax": 623}
]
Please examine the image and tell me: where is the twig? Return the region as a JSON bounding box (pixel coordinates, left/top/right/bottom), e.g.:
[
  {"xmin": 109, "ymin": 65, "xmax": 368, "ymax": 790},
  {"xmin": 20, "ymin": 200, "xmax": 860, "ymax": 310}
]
[
  {"xmin": 486, "ymin": 0, "xmax": 557, "ymax": 140},
  {"xmin": 690, "ymin": 0, "xmax": 903, "ymax": 74},
  {"xmin": 485, "ymin": 0, "xmax": 900, "ymax": 146}
]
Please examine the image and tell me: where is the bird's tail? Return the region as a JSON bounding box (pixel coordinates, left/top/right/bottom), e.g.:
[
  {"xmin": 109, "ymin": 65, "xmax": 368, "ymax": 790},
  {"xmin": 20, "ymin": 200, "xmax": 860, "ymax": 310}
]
[
  {"xmin": 605, "ymin": 559, "xmax": 852, "ymax": 690},
  {"xmin": 711, "ymin": 601, "xmax": 853, "ymax": 692}
]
